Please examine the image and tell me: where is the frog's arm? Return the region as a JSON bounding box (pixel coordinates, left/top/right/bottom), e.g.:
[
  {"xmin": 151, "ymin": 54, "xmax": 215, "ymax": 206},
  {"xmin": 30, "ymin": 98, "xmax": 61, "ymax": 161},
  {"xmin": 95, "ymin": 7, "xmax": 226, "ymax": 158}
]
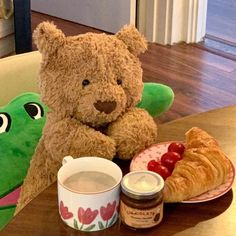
[{"xmin": 136, "ymin": 82, "xmax": 174, "ymax": 117}]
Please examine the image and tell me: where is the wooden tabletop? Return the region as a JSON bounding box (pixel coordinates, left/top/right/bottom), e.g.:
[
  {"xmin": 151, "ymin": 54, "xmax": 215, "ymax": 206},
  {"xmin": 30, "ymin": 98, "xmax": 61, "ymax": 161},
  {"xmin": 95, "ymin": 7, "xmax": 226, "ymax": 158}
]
[{"xmin": 2, "ymin": 106, "xmax": 236, "ymax": 236}]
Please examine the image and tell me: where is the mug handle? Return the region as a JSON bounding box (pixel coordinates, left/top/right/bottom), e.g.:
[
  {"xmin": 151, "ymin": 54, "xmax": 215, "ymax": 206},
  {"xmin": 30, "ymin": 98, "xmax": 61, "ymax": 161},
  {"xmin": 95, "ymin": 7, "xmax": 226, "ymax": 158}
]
[{"xmin": 62, "ymin": 156, "xmax": 74, "ymax": 165}]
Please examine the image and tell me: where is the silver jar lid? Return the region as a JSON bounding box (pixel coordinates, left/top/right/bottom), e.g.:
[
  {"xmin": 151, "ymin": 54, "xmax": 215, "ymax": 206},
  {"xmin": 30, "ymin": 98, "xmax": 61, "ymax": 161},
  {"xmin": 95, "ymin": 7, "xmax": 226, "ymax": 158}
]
[{"xmin": 121, "ymin": 170, "xmax": 164, "ymax": 200}]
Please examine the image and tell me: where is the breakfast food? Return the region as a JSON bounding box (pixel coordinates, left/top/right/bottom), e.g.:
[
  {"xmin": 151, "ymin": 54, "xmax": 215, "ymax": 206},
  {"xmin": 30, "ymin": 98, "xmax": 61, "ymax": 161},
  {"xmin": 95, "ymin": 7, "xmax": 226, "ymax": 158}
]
[
  {"xmin": 163, "ymin": 127, "xmax": 231, "ymax": 202},
  {"xmin": 168, "ymin": 142, "xmax": 185, "ymax": 154},
  {"xmin": 185, "ymin": 127, "xmax": 219, "ymax": 149},
  {"xmin": 147, "ymin": 142, "xmax": 184, "ymax": 179},
  {"xmin": 63, "ymin": 171, "xmax": 116, "ymax": 193}
]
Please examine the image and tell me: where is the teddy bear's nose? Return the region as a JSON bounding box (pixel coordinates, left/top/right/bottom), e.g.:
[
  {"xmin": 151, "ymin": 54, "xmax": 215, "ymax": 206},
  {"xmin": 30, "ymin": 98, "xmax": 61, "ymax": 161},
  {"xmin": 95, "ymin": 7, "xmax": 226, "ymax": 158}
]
[{"xmin": 94, "ymin": 100, "xmax": 117, "ymax": 114}]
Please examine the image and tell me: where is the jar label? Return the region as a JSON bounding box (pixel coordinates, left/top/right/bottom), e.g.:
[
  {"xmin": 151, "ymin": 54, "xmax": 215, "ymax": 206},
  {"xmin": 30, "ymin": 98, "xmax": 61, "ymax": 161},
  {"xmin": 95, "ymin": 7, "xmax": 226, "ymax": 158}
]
[{"xmin": 120, "ymin": 200, "xmax": 163, "ymax": 228}]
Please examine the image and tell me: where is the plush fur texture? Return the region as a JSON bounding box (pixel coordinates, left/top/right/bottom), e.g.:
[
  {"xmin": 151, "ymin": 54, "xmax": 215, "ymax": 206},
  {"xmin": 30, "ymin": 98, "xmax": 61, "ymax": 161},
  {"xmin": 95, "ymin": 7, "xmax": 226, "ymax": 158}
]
[{"xmin": 15, "ymin": 22, "xmax": 158, "ymax": 213}]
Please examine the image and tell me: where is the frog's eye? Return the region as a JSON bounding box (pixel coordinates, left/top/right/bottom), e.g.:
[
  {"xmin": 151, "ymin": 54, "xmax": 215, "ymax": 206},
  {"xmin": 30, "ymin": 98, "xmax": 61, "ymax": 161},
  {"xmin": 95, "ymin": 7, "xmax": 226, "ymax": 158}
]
[
  {"xmin": 24, "ymin": 102, "xmax": 44, "ymax": 120},
  {"xmin": 0, "ymin": 113, "xmax": 11, "ymax": 133}
]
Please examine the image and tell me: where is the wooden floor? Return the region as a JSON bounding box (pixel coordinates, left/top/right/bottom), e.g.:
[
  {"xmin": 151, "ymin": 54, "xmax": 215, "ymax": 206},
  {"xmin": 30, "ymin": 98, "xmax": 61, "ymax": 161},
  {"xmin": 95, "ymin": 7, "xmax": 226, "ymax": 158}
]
[{"xmin": 31, "ymin": 11, "xmax": 236, "ymax": 124}]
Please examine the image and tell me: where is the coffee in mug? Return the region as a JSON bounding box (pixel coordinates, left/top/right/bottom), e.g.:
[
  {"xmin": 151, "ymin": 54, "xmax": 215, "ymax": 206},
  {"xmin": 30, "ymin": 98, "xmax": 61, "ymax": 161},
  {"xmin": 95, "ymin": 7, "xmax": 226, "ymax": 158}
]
[
  {"xmin": 63, "ymin": 171, "xmax": 117, "ymax": 193},
  {"xmin": 57, "ymin": 156, "xmax": 122, "ymax": 232}
]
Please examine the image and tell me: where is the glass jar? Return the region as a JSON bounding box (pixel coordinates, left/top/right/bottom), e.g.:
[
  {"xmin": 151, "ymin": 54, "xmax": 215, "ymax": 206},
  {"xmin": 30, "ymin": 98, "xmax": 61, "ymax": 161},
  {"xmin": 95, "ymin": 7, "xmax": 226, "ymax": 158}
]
[{"xmin": 120, "ymin": 170, "xmax": 164, "ymax": 229}]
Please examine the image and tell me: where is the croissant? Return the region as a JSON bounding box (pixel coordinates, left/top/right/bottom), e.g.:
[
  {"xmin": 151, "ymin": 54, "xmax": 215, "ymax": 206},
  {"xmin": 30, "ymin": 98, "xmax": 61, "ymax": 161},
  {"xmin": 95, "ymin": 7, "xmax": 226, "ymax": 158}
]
[
  {"xmin": 163, "ymin": 127, "xmax": 231, "ymax": 202},
  {"xmin": 185, "ymin": 127, "xmax": 220, "ymax": 149}
]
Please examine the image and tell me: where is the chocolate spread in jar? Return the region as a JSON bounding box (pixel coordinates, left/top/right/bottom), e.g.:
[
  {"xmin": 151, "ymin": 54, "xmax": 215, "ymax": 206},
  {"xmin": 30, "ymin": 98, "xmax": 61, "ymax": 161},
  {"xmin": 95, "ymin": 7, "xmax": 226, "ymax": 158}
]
[{"xmin": 120, "ymin": 170, "xmax": 164, "ymax": 229}]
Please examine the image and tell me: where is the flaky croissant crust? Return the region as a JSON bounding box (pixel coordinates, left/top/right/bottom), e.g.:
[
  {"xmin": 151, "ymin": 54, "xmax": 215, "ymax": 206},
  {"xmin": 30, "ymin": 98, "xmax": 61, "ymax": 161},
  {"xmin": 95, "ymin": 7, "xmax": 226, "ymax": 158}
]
[{"xmin": 163, "ymin": 127, "xmax": 231, "ymax": 202}]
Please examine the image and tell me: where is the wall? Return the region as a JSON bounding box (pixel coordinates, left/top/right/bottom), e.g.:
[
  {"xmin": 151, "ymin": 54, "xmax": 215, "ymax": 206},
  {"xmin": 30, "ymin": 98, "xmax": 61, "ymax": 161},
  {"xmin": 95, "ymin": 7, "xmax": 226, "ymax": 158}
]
[{"xmin": 31, "ymin": 0, "xmax": 136, "ymax": 33}]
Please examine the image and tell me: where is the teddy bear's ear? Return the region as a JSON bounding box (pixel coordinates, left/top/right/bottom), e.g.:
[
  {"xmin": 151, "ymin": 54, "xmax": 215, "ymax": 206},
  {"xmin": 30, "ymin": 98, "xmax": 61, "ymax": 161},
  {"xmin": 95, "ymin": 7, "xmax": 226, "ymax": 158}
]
[
  {"xmin": 33, "ymin": 21, "xmax": 65, "ymax": 56},
  {"xmin": 115, "ymin": 25, "xmax": 147, "ymax": 56}
]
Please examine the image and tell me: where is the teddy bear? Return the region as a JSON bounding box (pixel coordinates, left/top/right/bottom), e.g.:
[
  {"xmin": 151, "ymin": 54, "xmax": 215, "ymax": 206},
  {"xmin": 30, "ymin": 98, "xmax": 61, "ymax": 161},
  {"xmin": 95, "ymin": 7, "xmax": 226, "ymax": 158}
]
[{"xmin": 15, "ymin": 22, "xmax": 158, "ymax": 213}]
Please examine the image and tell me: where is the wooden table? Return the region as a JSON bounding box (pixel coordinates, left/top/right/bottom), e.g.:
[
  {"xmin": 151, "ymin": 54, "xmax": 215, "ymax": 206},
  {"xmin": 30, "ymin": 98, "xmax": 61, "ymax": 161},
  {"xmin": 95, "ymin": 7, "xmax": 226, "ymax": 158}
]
[{"xmin": 2, "ymin": 106, "xmax": 236, "ymax": 236}]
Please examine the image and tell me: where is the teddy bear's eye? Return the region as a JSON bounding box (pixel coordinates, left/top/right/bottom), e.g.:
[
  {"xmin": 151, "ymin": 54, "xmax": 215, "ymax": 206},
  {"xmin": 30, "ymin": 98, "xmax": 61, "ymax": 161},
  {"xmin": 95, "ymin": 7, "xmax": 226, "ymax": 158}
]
[
  {"xmin": 117, "ymin": 79, "xmax": 122, "ymax": 85},
  {"xmin": 82, "ymin": 79, "xmax": 90, "ymax": 87}
]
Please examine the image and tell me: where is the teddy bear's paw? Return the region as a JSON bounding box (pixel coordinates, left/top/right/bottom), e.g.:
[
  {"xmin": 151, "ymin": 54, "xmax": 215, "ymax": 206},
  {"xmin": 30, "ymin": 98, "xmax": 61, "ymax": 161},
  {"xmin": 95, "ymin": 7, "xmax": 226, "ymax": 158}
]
[
  {"xmin": 107, "ymin": 108, "xmax": 158, "ymax": 160},
  {"xmin": 86, "ymin": 136, "xmax": 116, "ymax": 161},
  {"xmin": 70, "ymin": 127, "xmax": 117, "ymax": 161}
]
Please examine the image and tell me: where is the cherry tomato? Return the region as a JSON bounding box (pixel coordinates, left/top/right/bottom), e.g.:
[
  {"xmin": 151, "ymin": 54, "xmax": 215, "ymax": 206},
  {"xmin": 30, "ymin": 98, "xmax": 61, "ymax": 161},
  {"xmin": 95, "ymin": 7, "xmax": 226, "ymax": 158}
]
[
  {"xmin": 147, "ymin": 160, "xmax": 157, "ymax": 171},
  {"xmin": 154, "ymin": 164, "xmax": 171, "ymax": 180},
  {"xmin": 168, "ymin": 142, "xmax": 185, "ymax": 155},
  {"xmin": 161, "ymin": 151, "xmax": 182, "ymax": 172},
  {"xmin": 147, "ymin": 160, "xmax": 161, "ymax": 171}
]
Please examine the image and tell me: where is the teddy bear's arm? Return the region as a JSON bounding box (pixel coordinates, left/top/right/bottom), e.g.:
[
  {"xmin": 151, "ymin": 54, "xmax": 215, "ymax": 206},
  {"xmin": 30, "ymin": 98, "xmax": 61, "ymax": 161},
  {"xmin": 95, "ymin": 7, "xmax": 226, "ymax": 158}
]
[
  {"xmin": 15, "ymin": 139, "xmax": 51, "ymax": 214},
  {"xmin": 44, "ymin": 118, "xmax": 116, "ymax": 161},
  {"xmin": 107, "ymin": 107, "xmax": 158, "ymax": 160}
]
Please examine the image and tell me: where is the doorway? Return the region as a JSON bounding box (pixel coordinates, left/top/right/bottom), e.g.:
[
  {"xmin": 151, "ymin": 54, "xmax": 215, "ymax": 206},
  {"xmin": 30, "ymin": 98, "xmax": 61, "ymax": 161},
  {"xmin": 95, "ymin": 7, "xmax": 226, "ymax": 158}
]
[{"xmin": 205, "ymin": 0, "xmax": 236, "ymax": 58}]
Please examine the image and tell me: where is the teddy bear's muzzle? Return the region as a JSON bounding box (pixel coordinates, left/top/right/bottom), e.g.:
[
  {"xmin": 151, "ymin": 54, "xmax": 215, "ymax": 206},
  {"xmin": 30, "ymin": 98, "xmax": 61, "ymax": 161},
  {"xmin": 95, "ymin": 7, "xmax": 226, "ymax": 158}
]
[{"xmin": 94, "ymin": 100, "xmax": 117, "ymax": 114}]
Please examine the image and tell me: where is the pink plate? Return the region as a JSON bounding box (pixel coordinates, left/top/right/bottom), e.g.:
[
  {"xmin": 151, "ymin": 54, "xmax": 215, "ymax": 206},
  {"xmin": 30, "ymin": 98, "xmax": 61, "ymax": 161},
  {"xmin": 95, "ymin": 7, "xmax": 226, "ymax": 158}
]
[{"xmin": 130, "ymin": 141, "xmax": 235, "ymax": 203}]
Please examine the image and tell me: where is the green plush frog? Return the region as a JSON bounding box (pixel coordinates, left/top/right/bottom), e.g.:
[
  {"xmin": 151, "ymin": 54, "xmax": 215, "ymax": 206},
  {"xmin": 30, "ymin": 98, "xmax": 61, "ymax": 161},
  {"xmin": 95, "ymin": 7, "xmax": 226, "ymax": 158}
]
[{"xmin": 0, "ymin": 93, "xmax": 47, "ymax": 229}]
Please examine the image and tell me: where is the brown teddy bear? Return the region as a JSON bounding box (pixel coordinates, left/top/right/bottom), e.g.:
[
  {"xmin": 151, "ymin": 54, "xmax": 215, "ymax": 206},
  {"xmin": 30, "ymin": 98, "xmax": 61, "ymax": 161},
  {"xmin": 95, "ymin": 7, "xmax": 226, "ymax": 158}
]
[{"xmin": 16, "ymin": 22, "xmax": 157, "ymax": 213}]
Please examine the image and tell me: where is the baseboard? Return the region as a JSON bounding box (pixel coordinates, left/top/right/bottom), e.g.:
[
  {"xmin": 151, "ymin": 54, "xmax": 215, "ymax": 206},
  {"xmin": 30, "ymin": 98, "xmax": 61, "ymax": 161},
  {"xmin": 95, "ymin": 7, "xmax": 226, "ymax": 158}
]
[{"xmin": 137, "ymin": 0, "xmax": 208, "ymax": 45}]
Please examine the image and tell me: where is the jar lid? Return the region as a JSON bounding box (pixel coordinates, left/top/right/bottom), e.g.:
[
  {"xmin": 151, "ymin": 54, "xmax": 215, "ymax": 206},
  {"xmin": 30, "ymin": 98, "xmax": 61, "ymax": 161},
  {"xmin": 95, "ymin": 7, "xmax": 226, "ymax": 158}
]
[{"xmin": 121, "ymin": 170, "xmax": 164, "ymax": 200}]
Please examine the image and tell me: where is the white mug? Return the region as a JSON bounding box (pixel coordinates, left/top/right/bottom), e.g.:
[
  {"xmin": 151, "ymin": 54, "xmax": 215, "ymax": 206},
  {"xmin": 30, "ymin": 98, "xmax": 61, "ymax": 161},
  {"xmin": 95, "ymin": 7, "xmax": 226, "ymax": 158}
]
[{"xmin": 57, "ymin": 156, "xmax": 123, "ymax": 232}]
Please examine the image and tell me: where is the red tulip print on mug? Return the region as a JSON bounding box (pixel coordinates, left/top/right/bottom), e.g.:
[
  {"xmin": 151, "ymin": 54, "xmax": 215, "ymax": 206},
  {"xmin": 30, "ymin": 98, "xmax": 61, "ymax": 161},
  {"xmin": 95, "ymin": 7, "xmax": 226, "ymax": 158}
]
[{"xmin": 57, "ymin": 156, "xmax": 122, "ymax": 231}]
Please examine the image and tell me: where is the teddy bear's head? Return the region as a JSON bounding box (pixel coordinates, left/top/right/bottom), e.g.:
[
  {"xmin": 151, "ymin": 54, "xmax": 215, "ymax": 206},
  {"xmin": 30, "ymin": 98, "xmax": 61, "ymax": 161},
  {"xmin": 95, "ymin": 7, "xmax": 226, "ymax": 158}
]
[{"xmin": 34, "ymin": 22, "xmax": 147, "ymax": 126}]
